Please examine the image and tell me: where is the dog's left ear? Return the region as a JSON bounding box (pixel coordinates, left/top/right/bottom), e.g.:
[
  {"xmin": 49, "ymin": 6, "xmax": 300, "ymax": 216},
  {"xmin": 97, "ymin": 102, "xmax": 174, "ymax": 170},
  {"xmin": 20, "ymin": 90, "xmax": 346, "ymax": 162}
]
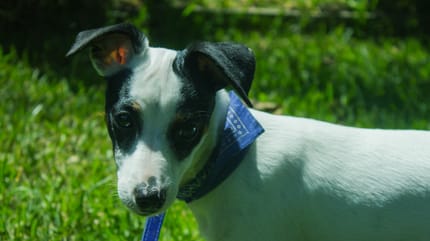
[
  {"xmin": 180, "ymin": 42, "xmax": 256, "ymax": 107},
  {"xmin": 66, "ymin": 23, "xmax": 147, "ymax": 76}
]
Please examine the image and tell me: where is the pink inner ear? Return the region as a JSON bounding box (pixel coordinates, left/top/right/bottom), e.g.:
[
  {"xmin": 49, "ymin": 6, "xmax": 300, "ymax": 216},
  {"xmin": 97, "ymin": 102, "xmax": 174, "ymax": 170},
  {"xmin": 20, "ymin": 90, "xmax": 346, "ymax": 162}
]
[
  {"xmin": 96, "ymin": 34, "xmax": 132, "ymax": 66},
  {"xmin": 116, "ymin": 47, "xmax": 127, "ymax": 65},
  {"xmin": 90, "ymin": 34, "xmax": 135, "ymax": 76},
  {"xmin": 105, "ymin": 46, "xmax": 128, "ymax": 66}
]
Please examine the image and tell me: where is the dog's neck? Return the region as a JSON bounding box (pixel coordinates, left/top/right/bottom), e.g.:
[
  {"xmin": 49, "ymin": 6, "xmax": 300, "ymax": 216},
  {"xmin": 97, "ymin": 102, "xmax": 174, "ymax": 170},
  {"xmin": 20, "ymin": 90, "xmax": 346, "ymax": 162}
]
[{"xmin": 177, "ymin": 90, "xmax": 264, "ymax": 203}]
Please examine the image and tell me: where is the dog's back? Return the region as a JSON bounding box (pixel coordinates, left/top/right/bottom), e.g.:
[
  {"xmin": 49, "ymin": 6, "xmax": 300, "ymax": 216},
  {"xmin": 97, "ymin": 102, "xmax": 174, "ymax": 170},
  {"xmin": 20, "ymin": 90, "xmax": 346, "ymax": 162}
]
[{"xmin": 189, "ymin": 106, "xmax": 430, "ymax": 241}]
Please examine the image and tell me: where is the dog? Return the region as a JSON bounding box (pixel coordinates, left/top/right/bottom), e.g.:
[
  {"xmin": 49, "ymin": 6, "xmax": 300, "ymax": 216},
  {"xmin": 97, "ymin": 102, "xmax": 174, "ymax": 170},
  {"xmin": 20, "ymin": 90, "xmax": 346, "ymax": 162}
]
[{"xmin": 67, "ymin": 23, "xmax": 430, "ymax": 241}]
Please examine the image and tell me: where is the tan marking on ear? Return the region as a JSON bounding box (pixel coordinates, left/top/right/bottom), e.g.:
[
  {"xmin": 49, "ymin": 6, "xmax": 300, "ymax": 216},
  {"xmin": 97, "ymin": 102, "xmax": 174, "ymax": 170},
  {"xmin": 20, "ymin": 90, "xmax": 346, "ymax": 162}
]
[{"xmin": 130, "ymin": 101, "xmax": 142, "ymax": 112}]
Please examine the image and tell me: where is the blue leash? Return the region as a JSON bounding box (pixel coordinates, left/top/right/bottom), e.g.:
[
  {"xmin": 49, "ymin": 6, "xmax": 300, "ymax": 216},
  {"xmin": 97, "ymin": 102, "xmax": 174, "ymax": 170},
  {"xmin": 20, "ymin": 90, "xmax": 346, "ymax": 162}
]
[
  {"xmin": 141, "ymin": 91, "xmax": 264, "ymax": 241},
  {"xmin": 141, "ymin": 213, "xmax": 165, "ymax": 241}
]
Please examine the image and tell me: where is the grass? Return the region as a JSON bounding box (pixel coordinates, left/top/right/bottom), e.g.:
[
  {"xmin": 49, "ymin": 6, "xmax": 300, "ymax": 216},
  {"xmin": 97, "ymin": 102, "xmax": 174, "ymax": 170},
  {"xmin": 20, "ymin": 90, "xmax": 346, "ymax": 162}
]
[
  {"xmin": 215, "ymin": 27, "xmax": 430, "ymax": 129},
  {"xmin": 1, "ymin": 24, "xmax": 429, "ymax": 240}
]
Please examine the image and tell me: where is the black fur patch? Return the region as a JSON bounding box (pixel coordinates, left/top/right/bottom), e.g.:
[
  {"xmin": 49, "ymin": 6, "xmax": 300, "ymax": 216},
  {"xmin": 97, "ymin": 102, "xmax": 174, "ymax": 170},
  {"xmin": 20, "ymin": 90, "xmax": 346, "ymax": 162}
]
[
  {"xmin": 169, "ymin": 51, "xmax": 217, "ymax": 160},
  {"xmin": 105, "ymin": 69, "xmax": 140, "ymax": 155},
  {"xmin": 167, "ymin": 41, "xmax": 256, "ymax": 159},
  {"xmin": 179, "ymin": 42, "xmax": 255, "ymax": 107}
]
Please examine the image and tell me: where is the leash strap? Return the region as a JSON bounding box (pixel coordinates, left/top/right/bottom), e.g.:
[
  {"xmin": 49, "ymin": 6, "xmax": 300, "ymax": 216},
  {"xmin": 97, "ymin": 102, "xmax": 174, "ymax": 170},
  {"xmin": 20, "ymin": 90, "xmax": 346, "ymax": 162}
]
[{"xmin": 141, "ymin": 213, "xmax": 165, "ymax": 241}]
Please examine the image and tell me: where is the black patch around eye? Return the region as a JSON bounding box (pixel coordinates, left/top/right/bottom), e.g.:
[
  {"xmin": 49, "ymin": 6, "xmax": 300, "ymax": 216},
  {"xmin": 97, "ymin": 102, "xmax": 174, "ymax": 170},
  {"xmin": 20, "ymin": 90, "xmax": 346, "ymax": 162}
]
[
  {"xmin": 113, "ymin": 110, "xmax": 133, "ymax": 129},
  {"xmin": 105, "ymin": 69, "xmax": 133, "ymax": 113},
  {"xmin": 109, "ymin": 105, "xmax": 141, "ymax": 154},
  {"xmin": 104, "ymin": 69, "xmax": 140, "ymax": 154},
  {"xmin": 171, "ymin": 53, "xmax": 218, "ymax": 160},
  {"xmin": 168, "ymin": 116, "xmax": 208, "ymax": 160},
  {"xmin": 170, "ymin": 83, "xmax": 216, "ymax": 160}
]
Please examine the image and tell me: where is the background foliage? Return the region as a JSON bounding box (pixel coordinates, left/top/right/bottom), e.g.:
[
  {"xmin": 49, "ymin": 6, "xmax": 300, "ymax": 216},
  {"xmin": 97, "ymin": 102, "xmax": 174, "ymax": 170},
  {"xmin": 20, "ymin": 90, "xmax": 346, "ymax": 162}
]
[{"xmin": 1, "ymin": 0, "xmax": 429, "ymax": 240}]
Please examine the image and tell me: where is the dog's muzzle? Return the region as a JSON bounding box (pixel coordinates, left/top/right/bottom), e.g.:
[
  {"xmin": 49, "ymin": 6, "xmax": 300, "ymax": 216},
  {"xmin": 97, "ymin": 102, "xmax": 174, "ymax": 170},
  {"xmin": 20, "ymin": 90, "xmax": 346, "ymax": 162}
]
[{"xmin": 133, "ymin": 183, "xmax": 167, "ymax": 215}]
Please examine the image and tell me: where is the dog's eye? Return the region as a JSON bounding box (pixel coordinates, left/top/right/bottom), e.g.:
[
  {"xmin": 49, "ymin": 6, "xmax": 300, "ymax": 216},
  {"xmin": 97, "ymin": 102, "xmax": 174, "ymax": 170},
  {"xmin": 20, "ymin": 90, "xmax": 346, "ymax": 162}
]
[
  {"xmin": 114, "ymin": 111, "xmax": 133, "ymax": 128},
  {"xmin": 175, "ymin": 124, "xmax": 200, "ymax": 141}
]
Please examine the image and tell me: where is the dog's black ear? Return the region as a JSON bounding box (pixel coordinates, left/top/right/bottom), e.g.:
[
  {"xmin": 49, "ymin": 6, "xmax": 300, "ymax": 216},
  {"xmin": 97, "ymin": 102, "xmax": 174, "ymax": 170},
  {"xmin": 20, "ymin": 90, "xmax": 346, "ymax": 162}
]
[
  {"xmin": 66, "ymin": 23, "xmax": 148, "ymax": 76},
  {"xmin": 181, "ymin": 42, "xmax": 256, "ymax": 107}
]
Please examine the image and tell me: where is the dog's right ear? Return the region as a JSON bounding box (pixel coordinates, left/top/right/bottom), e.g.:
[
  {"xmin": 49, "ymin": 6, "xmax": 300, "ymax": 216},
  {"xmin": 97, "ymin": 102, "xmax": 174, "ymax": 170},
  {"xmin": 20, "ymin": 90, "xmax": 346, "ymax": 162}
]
[
  {"xmin": 66, "ymin": 23, "xmax": 148, "ymax": 76},
  {"xmin": 176, "ymin": 42, "xmax": 256, "ymax": 107}
]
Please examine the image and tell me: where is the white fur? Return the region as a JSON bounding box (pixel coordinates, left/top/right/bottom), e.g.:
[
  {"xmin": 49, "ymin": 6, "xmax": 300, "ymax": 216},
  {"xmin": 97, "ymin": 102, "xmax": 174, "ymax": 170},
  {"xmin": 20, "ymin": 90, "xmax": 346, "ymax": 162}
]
[
  {"xmin": 116, "ymin": 48, "xmax": 184, "ymax": 214},
  {"xmin": 117, "ymin": 47, "xmax": 430, "ymax": 241},
  {"xmin": 190, "ymin": 95, "xmax": 430, "ymax": 241}
]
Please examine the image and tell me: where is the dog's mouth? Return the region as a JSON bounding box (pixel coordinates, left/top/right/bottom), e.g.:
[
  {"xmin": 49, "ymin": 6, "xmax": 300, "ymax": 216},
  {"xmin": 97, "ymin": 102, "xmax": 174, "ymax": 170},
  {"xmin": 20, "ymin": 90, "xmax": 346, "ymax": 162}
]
[{"xmin": 133, "ymin": 205, "xmax": 163, "ymax": 216}]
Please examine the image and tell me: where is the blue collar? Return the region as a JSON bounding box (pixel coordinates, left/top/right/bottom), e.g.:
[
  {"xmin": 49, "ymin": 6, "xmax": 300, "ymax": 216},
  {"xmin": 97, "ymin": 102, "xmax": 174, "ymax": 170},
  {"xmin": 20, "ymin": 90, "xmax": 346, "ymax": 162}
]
[{"xmin": 141, "ymin": 91, "xmax": 264, "ymax": 241}]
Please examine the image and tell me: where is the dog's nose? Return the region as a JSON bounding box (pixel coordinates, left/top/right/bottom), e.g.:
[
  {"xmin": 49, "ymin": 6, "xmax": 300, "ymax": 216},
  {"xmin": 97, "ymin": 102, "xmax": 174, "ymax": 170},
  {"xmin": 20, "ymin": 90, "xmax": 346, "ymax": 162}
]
[{"xmin": 133, "ymin": 183, "xmax": 166, "ymax": 214}]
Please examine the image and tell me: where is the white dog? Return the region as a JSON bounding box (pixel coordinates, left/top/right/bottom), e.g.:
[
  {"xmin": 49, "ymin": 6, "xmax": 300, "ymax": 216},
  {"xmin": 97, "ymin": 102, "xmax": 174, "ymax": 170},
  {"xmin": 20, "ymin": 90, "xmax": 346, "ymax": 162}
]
[{"xmin": 67, "ymin": 23, "xmax": 430, "ymax": 241}]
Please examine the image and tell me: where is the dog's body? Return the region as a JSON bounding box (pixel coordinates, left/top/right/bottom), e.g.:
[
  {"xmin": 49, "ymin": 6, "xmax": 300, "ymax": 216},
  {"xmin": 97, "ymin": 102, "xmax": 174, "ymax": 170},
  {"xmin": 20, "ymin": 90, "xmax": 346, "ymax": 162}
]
[
  {"xmin": 68, "ymin": 23, "xmax": 430, "ymax": 241},
  {"xmin": 192, "ymin": 97, "xmax": 430, "ymax": 240}
]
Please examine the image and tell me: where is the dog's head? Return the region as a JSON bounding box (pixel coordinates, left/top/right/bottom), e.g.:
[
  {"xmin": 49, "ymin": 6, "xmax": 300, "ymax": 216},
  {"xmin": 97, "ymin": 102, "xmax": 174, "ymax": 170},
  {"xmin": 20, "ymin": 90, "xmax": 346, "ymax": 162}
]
[{"xmin": 67, "ymin": 23, "xmax": 255, "ymax": 215}]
